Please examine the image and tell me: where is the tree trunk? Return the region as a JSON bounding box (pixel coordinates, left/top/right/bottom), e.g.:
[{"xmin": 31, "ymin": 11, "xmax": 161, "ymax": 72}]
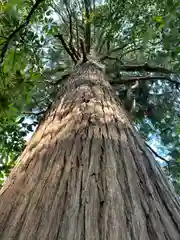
[{"xmin": 0, "ymin": 62, "xmax": 180, "ymax": 240}]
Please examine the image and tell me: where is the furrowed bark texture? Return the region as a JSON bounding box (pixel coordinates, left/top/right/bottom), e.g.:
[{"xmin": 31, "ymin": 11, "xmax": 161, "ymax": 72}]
[{"xmin": 0, "ymin": 62, "xmax": 180, "ymax": 239}]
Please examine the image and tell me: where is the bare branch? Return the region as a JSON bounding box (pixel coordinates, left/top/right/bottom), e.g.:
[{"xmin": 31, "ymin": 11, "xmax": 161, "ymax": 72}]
[
  {"xmin": 131, "ymin": 81, "xmax": 139, "ymax": 89},
  {"xmin": 45, "ymin": 73, "xmax": 70, "ymax": 86},
  {"xmin": 55, "ymin": 34, "xmax": 77, "ymax": 63},
  {"xmin": 0, "ymin": 0, "xmax": 45, "ymax": 68},
  {"xmin": 109, "ymin": 75, "xmax": 180, "ymax": 88},
  {"xmin": 100, "ymin": 43, "xmax": 129, "ymax": 61},
  {"xmin": 100, "ymin": 55, "xmax": 123, "ymax": 64},
  {"xmin": 80, "ymin": 38, "xmax": 88, "ymax": 63},
  {"xmin": 76, "ymin": 21, "xmax": 80, "ymax": 53},
  {"xmin": 118, "ymin": 63, "xmax": 174, "ymax": 74},
  {"xmin": 149, "ymin": 91, "xmax": 173, "ymax": 96},
  {"xmin": 66, "ymin": 7, "xmax": 73, "ymax": 47},
  {"xmin": 23, "ymin": 111, "xmax": 45, "ymax": 116},
  {"xmin": 97, "ymin": 34, "xmax": 106, "ymax": 53},
  {"xmin": 84, "ymin": 0, "xmax": 91, "ymax": 53},
  {"xmin": 106, "ymin": 40, "xmax": 110, "ymax": 55},
  {"xmin": 145, "ymin": 143, "xmax": 170, "ymax": 164},
  {"xmin": 93, "ymin": 0, "xmax": 96, "ymax": 43},
  {"xmin": 66, "ymin": 6, "xmax": 80, "ymax": 61}
]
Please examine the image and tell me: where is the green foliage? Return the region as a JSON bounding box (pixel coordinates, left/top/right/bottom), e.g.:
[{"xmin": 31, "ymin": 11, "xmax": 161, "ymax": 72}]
[{"xmin": 0, "ymin": 121, "xmax": 25, "ymax": 185}]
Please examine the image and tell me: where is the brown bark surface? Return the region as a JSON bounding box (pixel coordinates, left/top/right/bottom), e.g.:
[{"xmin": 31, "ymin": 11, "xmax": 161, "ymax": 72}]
[{"xmin": 0, "ymin": 62, "xmax": 180, "ymax": 239}]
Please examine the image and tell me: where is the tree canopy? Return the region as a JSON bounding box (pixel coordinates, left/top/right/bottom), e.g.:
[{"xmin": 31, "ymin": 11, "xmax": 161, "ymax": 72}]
[{"xmin": 0, "ymin": 0, "xmax": 180, "ymax": 192}]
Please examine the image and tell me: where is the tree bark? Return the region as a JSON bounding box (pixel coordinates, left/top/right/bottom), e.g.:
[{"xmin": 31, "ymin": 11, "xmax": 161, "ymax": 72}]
[{"xmin": 0, "ymin": 62, "xmax": 180, "ymax": 239}]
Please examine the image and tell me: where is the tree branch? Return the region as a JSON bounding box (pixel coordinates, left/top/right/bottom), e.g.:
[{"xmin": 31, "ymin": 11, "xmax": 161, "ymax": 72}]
[
  {"xmin": 97, "ymin": 33, "xmax": 106, "ymax": 53},
  {"xmin": 84, "ymin": 0, "xmax": 91, "ymax": 53},
  {"xmin": 100, "ymin": 55, "xmax": 123, "ymax": 64},
  {"xmin": 55, "ymin": 34, "xmax": 77, "ymax": 63},
  {"xmin": 109, "ymin": 75, "xmax": 180, "ymax": 88},
  {"xmin": 118, "ymin": 63, "xmax": 174, "ymax": 74},
  {"xmin": 100, "ymin": 43, "xmax": 129, "ymax": 61},
  {"xmin": 145, "ymin": 143, "xmax": 170, "ymax": 164},
  {"xmin": 131, "ymin": 80, "xmax": 139, "ymax": 89},
  {"xmin": 76, "ymin": 20, "xmax": 80, "ymax": 53},
  {"xmin": 80, "ymin": 38, "xmax": 88, "ymax": 62},
  {"xmin": 0, "ymin": 0, "xmax": 45, "ymax": 68},
  {"xmin": 23, "ymin": 111, "xmax": 45, "ymax": 116},
  {"xmin": 66, "ymin": 6, "xmax": 80, "ymax": 60}
]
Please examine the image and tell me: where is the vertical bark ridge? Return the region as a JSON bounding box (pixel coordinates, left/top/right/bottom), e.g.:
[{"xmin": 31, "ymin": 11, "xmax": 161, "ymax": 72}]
[{"xmin": 0, "ymin": 61, "xmax": 180, "ymax": 239}]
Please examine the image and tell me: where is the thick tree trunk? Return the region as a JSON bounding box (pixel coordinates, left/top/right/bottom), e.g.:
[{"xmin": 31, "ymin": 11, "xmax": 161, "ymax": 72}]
[{"xmin": 0, "ymin": 62, "xmax": 180, "ymax": 240}]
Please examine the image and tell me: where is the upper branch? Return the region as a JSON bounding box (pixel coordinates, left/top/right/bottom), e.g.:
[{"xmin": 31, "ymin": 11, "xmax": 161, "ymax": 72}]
[
  {"xmin": 100, "ymin": 43, "xmax": 129, "ymax": 61},
  {"xmin": 145, "ymin": 143, "xmax": 170, "ymax": 165},
  {"xmin": 55, "ymin": 34, "xmax": 77, "ymax": 63},
  {"xmin": 66, "ymin": 6, "xmax": 80, "ymax": 60},
  {"xmin": 80, "ymin": 38, "xmax": 88, "ymax": 62},
  {"xmin": 110, "ymin": 75, "xmax": 180, "ymax": 89},
  {"xmin": 0, "ymin": 0, "xmax": 45, "ymax": 68},
  {"xmin": 119, "ymin": 63, "xmax": 174, "ymax": 74},
  {"xmin": 84, "ymin": 0, "xmax": 91, "ymax": 54}
]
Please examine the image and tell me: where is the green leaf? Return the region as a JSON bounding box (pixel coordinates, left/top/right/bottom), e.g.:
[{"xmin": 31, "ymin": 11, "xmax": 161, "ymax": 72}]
[{"xmin": 153, "ymin": 16, "xmax": 164, "ymax": 24}]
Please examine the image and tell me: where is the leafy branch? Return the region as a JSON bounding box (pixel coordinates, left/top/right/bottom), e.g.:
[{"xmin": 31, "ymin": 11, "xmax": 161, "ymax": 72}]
[{"xmin": 0, "ymin": 0, "xmax": 45, "ymax": 68}]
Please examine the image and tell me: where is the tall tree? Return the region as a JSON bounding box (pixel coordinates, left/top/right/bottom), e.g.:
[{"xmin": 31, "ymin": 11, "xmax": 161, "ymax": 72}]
[{"xmin": 0, "ymin": 0, "xmax": 180, "ymax": 238}]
